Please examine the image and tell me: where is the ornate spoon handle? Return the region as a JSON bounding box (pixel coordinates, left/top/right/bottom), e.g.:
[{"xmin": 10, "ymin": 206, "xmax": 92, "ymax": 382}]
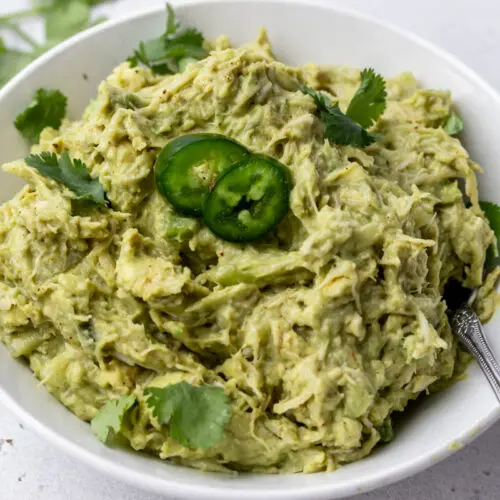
[{"xmin": 450, "ymin": 306, "xmax": 500, "ymax": 402}]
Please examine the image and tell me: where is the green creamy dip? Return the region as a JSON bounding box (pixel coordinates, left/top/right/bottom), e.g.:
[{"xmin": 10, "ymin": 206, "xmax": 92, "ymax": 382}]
[{"xmin": 0, "ymin": 31, "xmax": 498, "ymax": 473}]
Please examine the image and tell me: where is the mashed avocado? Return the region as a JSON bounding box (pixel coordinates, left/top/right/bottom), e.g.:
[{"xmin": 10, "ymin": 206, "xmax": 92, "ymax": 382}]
[{"xmin": 0, "ymin": 31, "xmax": 497, "ymax": 473}]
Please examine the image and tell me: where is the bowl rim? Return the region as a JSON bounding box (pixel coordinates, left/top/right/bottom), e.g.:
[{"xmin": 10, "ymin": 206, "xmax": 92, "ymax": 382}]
[{"xmin": 1, "ymin": 0, "xmax": 500, "ymax": 498}]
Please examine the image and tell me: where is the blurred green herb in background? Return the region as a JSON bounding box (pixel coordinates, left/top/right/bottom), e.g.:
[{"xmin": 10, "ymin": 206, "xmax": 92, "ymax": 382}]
[{"xmin": 0, "ymin": 1, "xmax": 113, "ymax": 87}]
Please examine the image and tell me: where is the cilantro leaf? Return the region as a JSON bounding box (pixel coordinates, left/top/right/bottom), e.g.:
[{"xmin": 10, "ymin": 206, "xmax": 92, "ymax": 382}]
[
  {"xmin": 33, "ymin": 0, "xmax": 110, "ymax": 11},
  {"xmin": 91, "ymin": 395, "xmax": 136, "ymax": 443},
  {"xmin": 141, "ymin": 29, "xmax": 206, "ymax": 63},
  {"xmin": 15, "ymin": 88, "xmax": 67, "ymax": 144},
  {"xmin": 377, "ymin": 418, "xmax": 395, "ymax": 443},
  {"xmin": 126, "ymin": 55, "xmax": 139, "ymax": 68},
  {"xmin": 480, "ymin": 201, "xmax": 500, "ymax": 270},
  {"xmin": 301, "ymin": 68, "xmax": 386, "ymax": 148},
  {"xmin": 127, "ymin": 3, "xmax": 207, "ymax": 75},
  {"xmin": 346, "ymin": 68, "xmax": 387, "ymax": 128},
  {"xmin": 0, "ymin": 1, "xmax": 110, "ymax": 88},
  {"xmin": 144, "ymin": 382, "xmax": 231, "ymax": 449},
  {"xmin": 25, "ymin": 151, "xmax": 108, "ymax": 205},
  {"xmin": 301, "ymin": 86, "xmax": 380, "ymax": 147},
  {"xmin": 165, "ymin": 2, "xmax": 178, "ymax": 35},
  {"xmin": 0, "ymin": 48, "xmax": 35, "ymax": 87},
  {"xmin": 44, "ymin": 1, "xmax": 91, "ymax": 46},
  {"xmin": 443, "ymin": 113, "xmax": 464, "ymax": 135},
  {"xmin": 480, "ymin": 201, "xmax": 500, "ymax": 243}
]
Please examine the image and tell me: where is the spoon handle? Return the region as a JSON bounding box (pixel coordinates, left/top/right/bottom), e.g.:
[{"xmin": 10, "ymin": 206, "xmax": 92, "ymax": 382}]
[{"xmin": 450, "ymin": 306, "xmax": 500, "ymax": 403}]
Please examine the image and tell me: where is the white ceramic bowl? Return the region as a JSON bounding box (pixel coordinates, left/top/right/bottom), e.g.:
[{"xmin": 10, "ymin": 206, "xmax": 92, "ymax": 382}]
[{"xmin": 1, "ymin": 1, "xmax": 499, "ymax": 498}]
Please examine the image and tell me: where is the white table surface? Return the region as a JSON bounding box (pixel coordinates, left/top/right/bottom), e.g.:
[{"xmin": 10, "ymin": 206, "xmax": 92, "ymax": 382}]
[{"xmin": 2, "ymin": 0, "xmax": 500, "ymax": 499}]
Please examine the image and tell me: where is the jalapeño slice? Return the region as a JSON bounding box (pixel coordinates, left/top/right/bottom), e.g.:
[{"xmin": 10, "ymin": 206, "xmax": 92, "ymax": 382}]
[
  {"xmin": 155, "ymin": 134, "xmax": 249, "ymax": 216},
  {"xmin": 203, "ymin": 155, "xmax": 291, "ymax": 243}
]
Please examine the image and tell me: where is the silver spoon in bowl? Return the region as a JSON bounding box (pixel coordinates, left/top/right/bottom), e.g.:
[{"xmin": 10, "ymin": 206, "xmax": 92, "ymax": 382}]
[{"xmin": 445, "ymin": 279, "xmax": 500, "ymax": 402}]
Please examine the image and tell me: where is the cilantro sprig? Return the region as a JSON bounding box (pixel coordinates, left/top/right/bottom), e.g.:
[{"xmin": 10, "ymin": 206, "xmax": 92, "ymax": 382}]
[
  {"xmin": 301, "ymin": 87, "xmax": 381, "ymax": 148},
  {"xmin": 15, "ymin": 88, "xmax": 67, "ymax": 144},
  {"xmin": 25, "ymin": 151, "xmax": 108, "ymax": 206},
  {"xmin": 480, "ymin": 201, "xmax": 500, "ymax": 269},
  {"xmin": 480, "ymin": 201, "xmax": 500, "ymax": 240},
  {"xmin": 346, "ymin": 68, "xmax": 387, "ymax": 128},
  {"xmin": 0, "ymin": 1, "xmax": 111, "ymax": 87},
  {"xmin": 127, "ymin": 3, "xmax": 207, "ymax": 75},
  {"xmin": 301, "ymin": 68, "xmax": 386, "ymax": 148},
  {"xmin": 91, "ymin": 395, "xmax": 136, "ymax": 444},
  {"xmin": 144, "ymin": 382, "xmax": 231, "ymax": 449},
  {"xmin": 90, "ymin": 383, "xmax": 231, "ymax": 449}
]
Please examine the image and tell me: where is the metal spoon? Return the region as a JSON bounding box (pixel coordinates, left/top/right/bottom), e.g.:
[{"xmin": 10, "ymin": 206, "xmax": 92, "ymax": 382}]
[{"xmin": 445, "ymin": 279, "xmax": 500, "ymax": 402}]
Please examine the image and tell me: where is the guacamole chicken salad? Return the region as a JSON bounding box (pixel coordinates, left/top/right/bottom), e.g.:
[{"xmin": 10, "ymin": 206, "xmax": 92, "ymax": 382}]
[{"xmin": 0, "ymin": 6, "xmax": 499, "ymax": 474}]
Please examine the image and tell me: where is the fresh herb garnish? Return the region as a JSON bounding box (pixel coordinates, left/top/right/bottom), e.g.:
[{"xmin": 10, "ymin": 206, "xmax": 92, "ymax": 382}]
[
  {"xmin": 443, "ymin": 113, "xmax": 464, "ymax": 136},
  {"xmin": 44, "ymin": 1, "xmax": 106, "ymax": 48},
  {"xmin": 346, "ymin": 68, "xmax": 387, "ymax": 128},
  {"xmin": 144, "ymin": 382, "xmax": 231, "ymax": 449},
  {"xmin": 91, "ymin": 395, "xmax": 136, "ymax": 443},
  {"xmin": 25, "ymin": 151, "xmax": 108, "ymax": 206},
  {"xmin": 0, "ymin": 1, "xmax": 110, "ymax": 87},
  {"xmin": 0, "ymin": 44, "xmax": 34, "ymax": 88},
  {"xmin": 301, "ymin": 86, "xmax": 382, "ymax": 148},
  {"xmin": 301, "ymin": 68, "xmax": 386, "ymax": 147},
  {"xmin": 480, "ymin": 201, "xmax": 500, "ymax": 247},
  {"xmin": 127, "ymin": 3, "xmax": 207, "ymax": 75},
  {"xmin": 480, "ymin": 201, "xmax": 500, "ymax": 269},
  {"xmin": 377, "ymin": 418, "xmax": 395, "ymax": 443},
  {"xmin": 15, "ymin": 88, "xmax": 67, "ymax": 144}
]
